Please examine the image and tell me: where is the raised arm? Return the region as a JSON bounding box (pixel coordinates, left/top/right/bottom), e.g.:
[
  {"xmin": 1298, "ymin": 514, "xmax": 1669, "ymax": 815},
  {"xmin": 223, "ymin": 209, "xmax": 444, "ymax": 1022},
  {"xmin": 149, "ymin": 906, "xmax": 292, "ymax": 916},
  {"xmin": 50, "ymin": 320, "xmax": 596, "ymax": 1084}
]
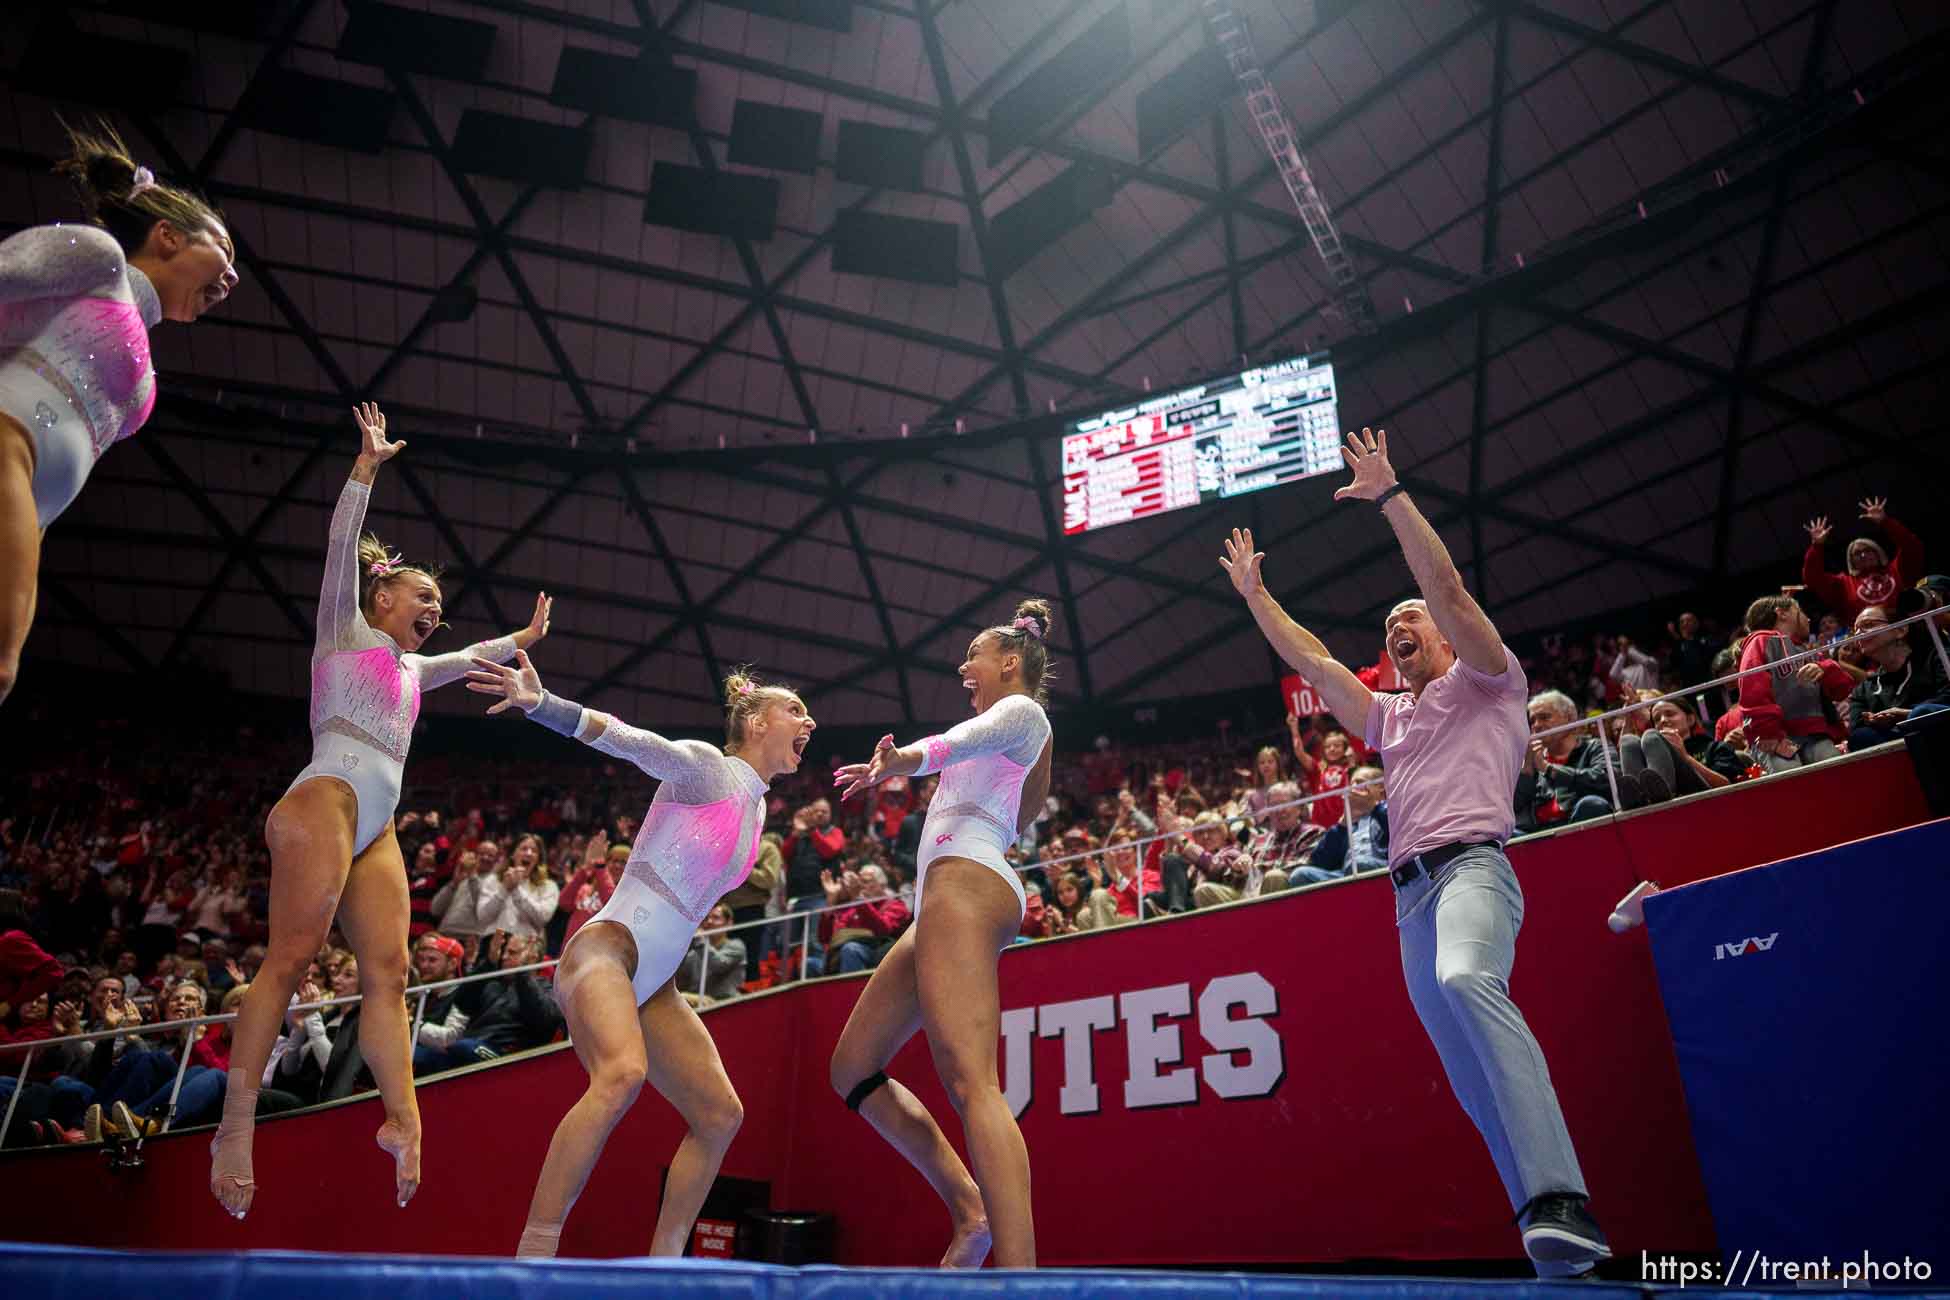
[
  {"xmin": 1861, "ymin": 498, "xmax": 1923, "ymax": 579},
  {"xmin": 319, "ymin": 404, "xmax": 404, "ymax": 653},
  {"xmin": 1334, "ymin": 428, "xmax": 1505, "ymax": 676},
  {"xmin": 1221, "ymin": 528, "xmax": 1373, "ymax": 726},
  {"xmin": 1800, "ymin": 516, "xmax": 1849, "ymax": 610},
  {"xmin": 465, "ymin": 651, "xmax": 722, "ymax": 793}
]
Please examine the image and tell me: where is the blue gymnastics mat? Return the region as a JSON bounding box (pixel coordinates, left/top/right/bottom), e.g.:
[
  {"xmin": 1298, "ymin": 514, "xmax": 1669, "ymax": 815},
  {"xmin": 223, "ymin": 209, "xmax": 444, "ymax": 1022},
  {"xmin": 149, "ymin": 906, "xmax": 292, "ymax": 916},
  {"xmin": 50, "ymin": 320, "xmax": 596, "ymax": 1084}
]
[{"xmin": 4, "ymin": 1243, "xmax": 1941, "ymax": 1298}]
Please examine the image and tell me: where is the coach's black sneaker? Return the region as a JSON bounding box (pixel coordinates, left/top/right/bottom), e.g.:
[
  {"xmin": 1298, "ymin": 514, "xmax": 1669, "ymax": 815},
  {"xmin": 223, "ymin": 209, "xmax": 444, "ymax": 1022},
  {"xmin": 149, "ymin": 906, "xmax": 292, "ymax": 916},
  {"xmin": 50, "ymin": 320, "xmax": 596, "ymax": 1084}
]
[{"xmin": 1520, "ymin": 1193, "xmax": 1612, "ymax": 1272}]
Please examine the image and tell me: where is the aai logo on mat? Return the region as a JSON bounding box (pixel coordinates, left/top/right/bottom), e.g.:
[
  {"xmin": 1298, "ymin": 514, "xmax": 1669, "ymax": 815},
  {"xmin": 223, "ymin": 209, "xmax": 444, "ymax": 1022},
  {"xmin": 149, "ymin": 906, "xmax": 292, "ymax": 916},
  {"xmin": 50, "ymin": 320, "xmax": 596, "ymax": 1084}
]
[{"xmin": 1713, "ymin": 932, "xmax": 1779, "ymax": 960}]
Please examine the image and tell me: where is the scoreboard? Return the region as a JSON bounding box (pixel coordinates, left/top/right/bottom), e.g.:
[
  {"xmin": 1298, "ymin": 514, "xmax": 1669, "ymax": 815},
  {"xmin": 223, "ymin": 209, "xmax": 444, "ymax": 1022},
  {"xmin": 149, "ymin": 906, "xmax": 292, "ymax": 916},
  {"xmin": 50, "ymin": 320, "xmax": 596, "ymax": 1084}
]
[{"xmin": 1059, "ymin": 353, "xmax": 1340, "ymax": 535}]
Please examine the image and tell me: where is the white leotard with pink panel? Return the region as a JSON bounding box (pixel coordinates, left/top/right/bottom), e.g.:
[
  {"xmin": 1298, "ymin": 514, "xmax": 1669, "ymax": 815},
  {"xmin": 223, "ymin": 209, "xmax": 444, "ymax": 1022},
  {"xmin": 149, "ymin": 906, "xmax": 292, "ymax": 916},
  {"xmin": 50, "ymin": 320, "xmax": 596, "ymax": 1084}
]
[
  {"xmin": 285, "ymin": 478, "xmax": 516, "ymax": 853},
  {"xmin": 910, "ymin": 692, "xmax": 1051, "ymax": 921},
  {"xmin": 555, "ymin": 711, "xmax": 768, "ymax": 1004},
  {"xmin": 0, "ymin": 224, "xmax": 161, "ymax": 529}
]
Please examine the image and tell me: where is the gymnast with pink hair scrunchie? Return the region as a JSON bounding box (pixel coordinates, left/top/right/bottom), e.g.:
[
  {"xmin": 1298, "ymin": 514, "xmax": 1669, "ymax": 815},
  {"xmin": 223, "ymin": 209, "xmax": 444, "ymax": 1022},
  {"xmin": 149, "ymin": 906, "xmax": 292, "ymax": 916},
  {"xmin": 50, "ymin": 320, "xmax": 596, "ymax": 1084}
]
[
  {"xmin": 1, "ymin": 122, "xmax": 240, "ymax": 708},
  {"xmin": 825, "ymin": 597, "xmax": 1056, "ymax": 1270},
  {"xmin": 209, "ymin": 402, "xmax": 551, "ymax": 1223},
  {"xmin": 463, "ymin": 653, "xmax": 818, "ymax": 1259}
]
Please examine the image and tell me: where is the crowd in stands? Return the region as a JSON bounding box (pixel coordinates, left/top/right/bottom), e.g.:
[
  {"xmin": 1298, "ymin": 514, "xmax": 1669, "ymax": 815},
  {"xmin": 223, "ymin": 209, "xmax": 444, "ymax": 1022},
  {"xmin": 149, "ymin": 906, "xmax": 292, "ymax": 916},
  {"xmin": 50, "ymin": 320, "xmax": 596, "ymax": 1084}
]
[{"xmin": 2, "ymin": 496, "xmax": 1946, "ymax": 1147}]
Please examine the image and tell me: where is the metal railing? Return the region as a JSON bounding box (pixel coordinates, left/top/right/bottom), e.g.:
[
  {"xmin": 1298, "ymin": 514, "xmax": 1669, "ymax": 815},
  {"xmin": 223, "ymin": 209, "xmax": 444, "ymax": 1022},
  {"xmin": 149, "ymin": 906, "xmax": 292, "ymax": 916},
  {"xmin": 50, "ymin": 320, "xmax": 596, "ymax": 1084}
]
[{"xmin": 7, "ymin": 605, "xmax": 1942, "ymax": 1151}]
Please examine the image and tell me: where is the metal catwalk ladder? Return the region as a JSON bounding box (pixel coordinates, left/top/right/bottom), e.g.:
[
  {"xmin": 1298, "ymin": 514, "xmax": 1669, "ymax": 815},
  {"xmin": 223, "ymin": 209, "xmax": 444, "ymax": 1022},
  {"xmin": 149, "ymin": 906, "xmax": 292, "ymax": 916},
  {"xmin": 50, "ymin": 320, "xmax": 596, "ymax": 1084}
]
[{"xmin": 1200, "ymin": 0, "xmax": 1375, "ymax": 331}]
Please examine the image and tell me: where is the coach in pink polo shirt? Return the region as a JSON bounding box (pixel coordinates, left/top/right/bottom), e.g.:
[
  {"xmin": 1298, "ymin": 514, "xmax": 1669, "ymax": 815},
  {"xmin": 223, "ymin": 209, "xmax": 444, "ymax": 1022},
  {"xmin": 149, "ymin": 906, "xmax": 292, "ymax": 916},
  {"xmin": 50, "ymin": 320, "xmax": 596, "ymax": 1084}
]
[{"xmin": 1221, "ymin": 427, "xmax": 1608, "ymax": 1280}]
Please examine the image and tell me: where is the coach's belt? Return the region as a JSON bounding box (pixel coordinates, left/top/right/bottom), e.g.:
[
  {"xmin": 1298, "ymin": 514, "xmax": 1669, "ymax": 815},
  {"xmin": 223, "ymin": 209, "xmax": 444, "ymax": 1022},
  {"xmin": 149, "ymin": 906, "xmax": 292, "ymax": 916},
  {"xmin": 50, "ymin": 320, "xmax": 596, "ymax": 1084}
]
[{"xmin": 1389, "ymin": 840, "xmax": 1498, "ymax": 889}]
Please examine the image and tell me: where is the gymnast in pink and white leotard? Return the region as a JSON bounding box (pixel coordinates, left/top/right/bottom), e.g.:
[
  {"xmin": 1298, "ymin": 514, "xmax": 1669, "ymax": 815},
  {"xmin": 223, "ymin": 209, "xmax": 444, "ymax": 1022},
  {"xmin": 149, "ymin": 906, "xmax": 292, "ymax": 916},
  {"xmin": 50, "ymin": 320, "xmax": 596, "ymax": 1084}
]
[
  {"xmin": 289, "ymin": 475, "xmax": 518, "ymax": 853},
  {"xmin": 0, "ymin": 223, "xmax": 161, "ymax": 530},
  {"xmin": 474, "ymin": 659, "xmax": 815, "ymax": 1260},
  {"xmin": 2, "ymin": 128, "xmax": 236, "ymax": 708},
  {"xmin": 527, "ymin": 693, "xmax": 771, "ymax": 1004},
  {"xmin": 909, "ymin": 693, "xmax": 1051, "ymax": 921}
]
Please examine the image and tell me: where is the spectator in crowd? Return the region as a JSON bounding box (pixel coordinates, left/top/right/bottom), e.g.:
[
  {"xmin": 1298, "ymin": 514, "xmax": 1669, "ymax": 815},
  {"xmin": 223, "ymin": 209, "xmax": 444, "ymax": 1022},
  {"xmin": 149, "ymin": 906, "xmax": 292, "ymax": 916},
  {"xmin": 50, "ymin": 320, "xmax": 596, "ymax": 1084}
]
[
  {"xmin": 1032, "ymin": 872, "xmax": 1085, "ymax": 938},
  {"xmin": 779, "ymin": 798, "xmax": 844, "ymax": 970},
  {"xmin": 1290, "ymin": 715, "xmax": 1353, "ymax": 828},
  {"xmin": 815, "ymin": 864, "xmax": 910, "ymax": 975},
  {"xmin": 430, "ymin": 849, "xmax": 492, "ymax": 961},
  {"xmin": 253, "ymin": 954, "xmax": 368, "ymax": 1106},
  {"xmin": 1189, "ymin": 845, "xmax": 1254, "ymax": 909},
  {"xmin": 890, "ymin": 778, "xmax": 935, "ymax": 879},
  {"xmin": 1242, "ymin": 781, "xmax": 1320, "ymax": 888},
  {"xmin": 112, "ymin": 981, "xmax": 227, "ymax": 1132},
  {"xmin": 263, "ymin": 971, "xmax": 335, "ymax": 1101},
  {"xmin": 1802, "ymin": 498, "xmax": 1923, "ymax": 624},
  {"xmin": 1737, "ymin": 594, "xmax": 1853, "ymax": 774},
  {"xmin": 185, "ymin": 868, "xmax": 247, "ymax": 941},
  {"xmin": 406, "ymin": 842, "xmax": 446, "ymax": 939},
  {"xmin": 1165, "ymin": 808, "xmax": 1235, "ymax": 908},
  {"xmin": 479, "ymin": 835, "xmax": 559, "ymax": 945},
  {"xmin": 1515, "ymin": 691, "xmax": 1634, "ymax": 829},
  {"xmin": 1607, "ymin": 635, "xmax": 1663, "ymax": 696},
  {"xmin": 1894, "ymin": 575, "xmax": 1950, "ymax": 722},
  {"xmin": 1296, "ymin": 765, "xmax": 1389, "ymax": 882},
  {"xmin": 1665, "ymin": 613, "xmax": 1717, "ymax": 688},
  {"xmin": 1075, "ymin": 830, "xmax": 1144, "ymax": 928},
  {"xmin": 1619, "ymin": 699, "xmax": 1741, "ymax": 801},
  {"xmin": 1844, "ymin": 607, "xmax": 1916, "ymax": 751},
  {"xmin": 556, "ymin": 832, "xmax": 623, "ymax": 952},
  {"xmin": 410, "ymin": 933, "xmax": 475, "ymax": 1075},
  {"xmin": 0, "ymin": 992, "xmax": 94, "ymax": 1143},
  {"xmin": 718, "ymin": 831, "xmax": 779, "ymax": 982},
  {"xmin": 455, "ymin": 932, "xmax": 563, "ymax": 1057},
  {"xmin": 0, "ymin": 889, "xmax": 62, "ymax": 1022},
  {"xmin": 1708, "ymin": 626, "xmax": 1749, "ymax": 717},
  {"xmin": 676, "ymin": 904, "xmax": 749, "ymax": 1003},
  {"xmin": 1243, "ymin": 745, "xmax": 1288, "ymax": 820}
]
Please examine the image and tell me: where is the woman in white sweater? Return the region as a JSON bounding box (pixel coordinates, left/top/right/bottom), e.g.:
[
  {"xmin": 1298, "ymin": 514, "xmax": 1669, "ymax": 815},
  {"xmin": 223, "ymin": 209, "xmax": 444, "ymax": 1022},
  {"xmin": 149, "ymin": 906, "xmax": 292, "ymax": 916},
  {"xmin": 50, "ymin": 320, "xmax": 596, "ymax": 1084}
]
[
  {"xmin": 478, "ymin": 835, "xmax": 559, "ymax": 943},
  {"xmin": 430, "ymin": 849, "xmax": 491, "ymax": 953}
]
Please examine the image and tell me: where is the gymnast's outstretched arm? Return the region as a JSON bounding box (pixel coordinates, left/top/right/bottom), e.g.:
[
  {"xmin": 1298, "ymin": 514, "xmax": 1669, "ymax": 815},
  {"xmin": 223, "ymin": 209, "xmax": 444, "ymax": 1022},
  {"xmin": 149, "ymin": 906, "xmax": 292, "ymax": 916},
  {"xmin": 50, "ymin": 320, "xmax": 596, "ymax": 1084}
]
[{"xmin": 465, "ymin": 650, "xmax": 721, "ymax": 798}]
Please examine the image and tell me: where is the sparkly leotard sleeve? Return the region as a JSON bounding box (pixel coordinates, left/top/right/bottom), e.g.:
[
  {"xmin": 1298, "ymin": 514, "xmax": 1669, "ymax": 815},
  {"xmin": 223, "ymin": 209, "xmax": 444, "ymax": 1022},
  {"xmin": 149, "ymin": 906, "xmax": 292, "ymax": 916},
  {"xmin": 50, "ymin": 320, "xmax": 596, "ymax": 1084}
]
[
  {"xmin": 907, "ymin": 693, "xmax": 1052, "ymax": 919},
  {"xmin": 537, "ymin": 703, "xmax": 770, "ymax": 1003},
  {"xmin": 582, "ymin": 717, "xmax": 769, "ymax": 924},
  {"xmin": 285, "ymin": 477, "xmax": 516, "ymax": 853},
  {"xmin": 0, "ymin": 224, "xmax": 161, "ymax": 529}
]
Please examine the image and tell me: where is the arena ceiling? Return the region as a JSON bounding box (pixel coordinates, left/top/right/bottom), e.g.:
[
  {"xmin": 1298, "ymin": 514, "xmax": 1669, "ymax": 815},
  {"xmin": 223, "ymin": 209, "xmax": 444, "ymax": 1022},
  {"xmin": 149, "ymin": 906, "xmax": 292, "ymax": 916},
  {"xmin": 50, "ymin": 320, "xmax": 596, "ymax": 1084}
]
[{"xmin": 4, "ymin": 0, "xmax": 1947, "ymax": 730}]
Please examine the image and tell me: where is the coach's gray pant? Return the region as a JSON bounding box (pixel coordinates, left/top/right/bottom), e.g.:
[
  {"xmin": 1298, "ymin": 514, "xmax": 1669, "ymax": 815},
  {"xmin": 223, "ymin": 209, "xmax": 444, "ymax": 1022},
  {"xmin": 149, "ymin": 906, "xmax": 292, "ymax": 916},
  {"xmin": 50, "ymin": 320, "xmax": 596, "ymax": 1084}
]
[{"xmin": 1395, "ymin": 843, "xmax": 1587, "ymax": 1214}]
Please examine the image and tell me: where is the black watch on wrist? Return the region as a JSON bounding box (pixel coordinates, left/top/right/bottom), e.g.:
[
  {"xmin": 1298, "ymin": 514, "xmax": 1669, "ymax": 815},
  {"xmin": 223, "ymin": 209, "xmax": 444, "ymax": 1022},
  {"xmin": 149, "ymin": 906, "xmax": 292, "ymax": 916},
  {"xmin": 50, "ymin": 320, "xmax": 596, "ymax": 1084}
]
[{"xmin": 1374, "ymin": 483, "xmax": 1407, "ymax": 508}]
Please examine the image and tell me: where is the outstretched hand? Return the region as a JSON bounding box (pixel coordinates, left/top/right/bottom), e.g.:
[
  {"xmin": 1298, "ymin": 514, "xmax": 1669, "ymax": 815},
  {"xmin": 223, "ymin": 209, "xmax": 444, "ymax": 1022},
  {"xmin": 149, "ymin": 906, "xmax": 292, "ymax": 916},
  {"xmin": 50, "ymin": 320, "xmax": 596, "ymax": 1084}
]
[
  {"xmin": 353, "ymin": 401, "xmax": 405, "ymax": 463},
  {"xmin": 833, "ymin": 733, "xmax": 898, "ymax": 802},
  {"xmin": 1219, "ymin": 528, "xmax": 1266, "ymax": 600},
  {"xmin": 466, "ymin": 649, "xmax": 544, "ymax": 714},
  {"xmin": 1332, "ymin": 426, "xmax": 1398, "ymax": 502},
  {"xmin": 516, "ymin": 591, "xmax": 553, "ymax": 649},
  {"xmin": 1858, "ymin": 496, "xmax": 1887, "ymax": 523},
  {"xmin": 1804, "ymin": 515, "xmax": 1832, "ymax": 544}
]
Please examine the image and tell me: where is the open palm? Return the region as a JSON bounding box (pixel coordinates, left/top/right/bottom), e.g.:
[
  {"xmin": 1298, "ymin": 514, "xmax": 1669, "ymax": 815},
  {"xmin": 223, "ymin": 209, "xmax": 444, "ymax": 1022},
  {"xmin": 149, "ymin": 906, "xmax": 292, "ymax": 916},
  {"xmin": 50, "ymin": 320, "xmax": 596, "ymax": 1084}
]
[
  {"xmin": 1219, "ymin": 527, "xmax": 1266, "ymax": 599},
  {"xmin": 466, "ymin": 649, "xmax": 544, "ymax": 714},
  {"xmin": 1333, "ymin": 426, "xmax": 1397, "ymax": 502},
  {"xmin": 353, "ymin": 401, "xmax": 405, "ymax": 462}
]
